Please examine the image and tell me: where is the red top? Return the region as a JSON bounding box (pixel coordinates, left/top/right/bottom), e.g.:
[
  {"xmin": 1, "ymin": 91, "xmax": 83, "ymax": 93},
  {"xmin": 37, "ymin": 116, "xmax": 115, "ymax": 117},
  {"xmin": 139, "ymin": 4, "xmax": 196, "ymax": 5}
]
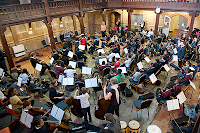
[
  {"xmin": 80, "ymin": 38, "xmax": 85, "ymax": 45},
  {"xmin": 114, "ymin": 61, "xmax": 120, "ymax": 70}
]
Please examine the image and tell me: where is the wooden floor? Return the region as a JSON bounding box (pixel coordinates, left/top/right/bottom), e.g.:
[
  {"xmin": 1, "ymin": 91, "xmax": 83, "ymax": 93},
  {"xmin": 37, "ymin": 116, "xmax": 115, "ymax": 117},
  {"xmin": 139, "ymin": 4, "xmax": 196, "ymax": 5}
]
[{"xmin": 11, "ymin": 38, "xmax": 200, "ymax": 133}]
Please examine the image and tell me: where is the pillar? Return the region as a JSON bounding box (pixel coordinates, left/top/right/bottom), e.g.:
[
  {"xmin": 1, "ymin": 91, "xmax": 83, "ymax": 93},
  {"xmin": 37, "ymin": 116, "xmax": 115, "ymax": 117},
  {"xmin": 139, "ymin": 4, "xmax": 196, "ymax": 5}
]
[
  {"xmin": 43, "ymin": 0, "xmax": 56, "ymax": 50},
  {"xmin": 187, "ymin": 11, "xmax": 196, "ymax": 39},
  {"xmin": 79, "ymin": 13, "xmax": 85, "ymax": 34},
  {"xmin": 9, "ymin": 26, "xmax": 19, "ymax": 45},
  {"xmin": 0, "ymin": 25, "xmax": 15, "ymax": 69},
  {"xmin": 154, "ymin": 13, "xmax": 160, "ymax": 35},
  {"xmin": 71, "ymin": 15, "xmax": 77, "ymax": 31},
  {"xmin": 128, "ymin": 8, "xmax": 132, "ymax": 31},
  {"xmin": 101, "ymin": 9, "xmax": 106, "ymax": 25}
]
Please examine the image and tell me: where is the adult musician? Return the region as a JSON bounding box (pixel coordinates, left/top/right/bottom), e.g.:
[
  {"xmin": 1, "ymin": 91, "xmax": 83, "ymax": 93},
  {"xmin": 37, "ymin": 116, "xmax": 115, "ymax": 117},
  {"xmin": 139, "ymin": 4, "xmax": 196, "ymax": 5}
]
[
  {"xmin": 30, "ymin": 52, "xmax": 50, "ymax": 76},
  {"xmin": 178, "ymin": 41, "xmax": 186, "ymax": 68},
  {"xmin": 156, "ymin": 85, "xmax": 171, "ymax": 103},
  {"xmin": 171, "ymin": 79, "xmax": 181, "ymax": 97},
  {"xmin": 104, "ymin": 113, "xmax": 121, "ymax": 133},
  {"xmin": 104, "ymin": 77, "xmax": 120, "ymax": 117},
  {"xmin": 49, "ymin": 80, "xmax": 64, "ymax": 104},
  {"xmin": 140, "ymin": 20, "xmax": 145, "ymax": 31}
]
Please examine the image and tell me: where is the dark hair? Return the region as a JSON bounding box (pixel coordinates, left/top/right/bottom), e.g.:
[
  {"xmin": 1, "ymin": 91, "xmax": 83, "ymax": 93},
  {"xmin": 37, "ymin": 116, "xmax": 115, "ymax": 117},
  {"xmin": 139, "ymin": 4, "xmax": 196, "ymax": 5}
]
[
  {"xmin": 63, "ymin": 46, "xmax": 66, "ymax": 49},
  {"xmin": 128, "ymin": 54, "xmax": 131, "ymax": 58},
  {"xmin": 80, "ymin": 87, "xmax": 87, "ymax": 94},
  {"xmin": 22, "ymin": 69, "xmax": 28, "ymax": 74},
  {"xmin": 23, "ymin": 100, "xmax": 31, "ymax": 108},
  {"xmin": 134, "ymin": 67, "xmax": 139, "ymax": 72},
  {"xmin": 102, "ymin": 61, "xmax": 105, "ymax": 65},
  {"xmin": 117, "ymin": 69, "xmax": 122, "ymax": 74},
  {"xmin": 104, "ymin": 113, "xmax": 114, "ymax": 122},
  {"xmin": 99, "ymin": 52, "xmax": 102, "ymax": 56},
  {"xmin": 176, "ymin": 79, "xmax": 181, "ymax": 84},
  {"xmin": 77, "ymin": 74, "xmax": 83, "ymax": 80},
  {"xmin": 186, "ymin": 68, "xmax": 190, "ymax": 73},
  {"xmin": 8, "ymin": 87, "xmax": 15, "ymax": 99},
  {"xmin": 106, "ymin": 74, "xmax": 112, "ymax": 80},
  {"xmin": 33, "ymin": 117, "xmax": 41, "ymax": 127}
]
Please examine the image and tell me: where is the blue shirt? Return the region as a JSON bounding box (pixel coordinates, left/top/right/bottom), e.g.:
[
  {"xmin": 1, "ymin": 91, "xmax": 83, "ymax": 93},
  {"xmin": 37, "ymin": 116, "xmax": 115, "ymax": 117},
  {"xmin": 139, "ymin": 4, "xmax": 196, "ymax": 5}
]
[{"xmin": 49, "ymin": 87, "xmax": 58, "ymax": 101}]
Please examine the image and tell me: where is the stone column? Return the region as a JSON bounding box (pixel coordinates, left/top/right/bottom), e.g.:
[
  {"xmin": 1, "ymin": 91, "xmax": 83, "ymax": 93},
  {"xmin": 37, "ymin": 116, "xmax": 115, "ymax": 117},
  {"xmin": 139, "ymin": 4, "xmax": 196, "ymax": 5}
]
[
  {"xmin": 154, "ymin": 13, "xmax": 161, "ymax": 35},
  {"xmin": 79, "ymin": 12, "xmax": 85, "ymax": 34},
  {"xmin": 9, "ymin": 26, "xmax": 19, "ymax": 45},
  {"xmin": 187, "ymin": 11, "xmax": 196, "ymax": 39},
  {"xmin": 128, "ymin": 8, "xmax": 132, "ymax": 31}
]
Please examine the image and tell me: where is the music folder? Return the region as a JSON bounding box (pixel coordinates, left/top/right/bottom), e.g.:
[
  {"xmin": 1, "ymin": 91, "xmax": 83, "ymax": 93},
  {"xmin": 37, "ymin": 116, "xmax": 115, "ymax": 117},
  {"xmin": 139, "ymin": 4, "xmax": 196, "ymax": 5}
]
[
  {"xmin": 17, "ymin": 77, "xmax": 22, "ymax": 87},
  {"xmin": 124, "ymin": 48, "xmax": 128, "ymax": 54},
  {"xmin": 117, "ymin": 67, "xmax": 127, "ymax": 74},
  {"xmin": 149, "ymin": 73, "xmax": 158, "ymax": 84},
  {"xmin": 50, "ymin": 105, "xmax": 64, "ymax": 121},
  {"xmin": 177, "ymin": 91, "xmax": 187, "ymax": 105},
  {"xmin": 62, "ymin": 78, "xmax": 74, "ymax": 86},
  {"xmin": 68, "ymin": 51, "xmax": 74, "ymax": 58},
  {"xmin": 189, "ymin": 67, "xmax": 195, "ymax": 71},
  {"xmin": 85, "ymin": 78, "xmax": 98, "ymax": 88},
  {"xmin": 144, "ymin": 57, "xmax": 151, "ymax": 63},
  {"xmin": 166, "ymin": 99, "xmax": 180, "ymax": 111},
  {"xmin": 82, "ymin": 67, "xmax": 92, "ymax": 75},
  {"xmin": 35, "ymin": 63, "xmax": 42, "ymax": 71},
  {"xmin": 58, "ymin": 74, "xmax": 64, "ymax": 83},
  {"xmin": 189, "ymin": 80, "xmax": 196, "ymax": 91},
  {"xmin": 20, "ymin": 111, "xmax": 34, "ymax": 128},
  {"xmin": 114, "ymin": 53, "xmax": 120, "ymax": 58},
  {"xmin": 173, "ymin": 55, "xmax": 178, "ymax": 61},
  {"xmin": 69, "ymin": 61, "xmax": 77, "ymax": 68},
  {"xmin": 137, "ymin": 62, "xmax": 144, "ymax": 70},
  {"xmin": 174, "ymin": 48, "xmax": 178, "ymax": 54},
  {"xmin": 99, "ymin": 58, "xmax": 108, "ymax": 65},
  {"xmin": 50, "ymin": 57, "xmax": 54, "ymax": 64},
  {"xmin": 97, "ymin": 49, "xmax": 105, "ymax": 54},
  {"xmin": 78, "ymin": 45, "xmax": 85, "ymax": 50},
  {"xmin": 163, "ymin": 64, "xmax": 170, "ymax": 72}
]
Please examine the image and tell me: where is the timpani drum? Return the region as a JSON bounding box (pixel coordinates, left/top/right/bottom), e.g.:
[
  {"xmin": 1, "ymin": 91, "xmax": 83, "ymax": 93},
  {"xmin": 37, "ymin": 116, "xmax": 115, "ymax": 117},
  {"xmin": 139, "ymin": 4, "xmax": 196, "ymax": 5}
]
[
  {"xmin": 128, "ymin": 120, "xmax": 140, "ymax": 133},
  {"xmin": 147, "ymin": 125, "xmax": 161, "ymax": 133},
  {"xmin": 120, "ymin": 121, "xmax": 127, "ymax": 133}
]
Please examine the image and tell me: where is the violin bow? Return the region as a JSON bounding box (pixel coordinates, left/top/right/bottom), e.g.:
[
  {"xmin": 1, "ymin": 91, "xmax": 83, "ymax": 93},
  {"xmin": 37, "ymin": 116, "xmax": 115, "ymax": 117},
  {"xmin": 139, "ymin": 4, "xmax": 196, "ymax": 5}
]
[{"xmin": 41, "ymin": 109, "xmax": 51, "ymax": 118}]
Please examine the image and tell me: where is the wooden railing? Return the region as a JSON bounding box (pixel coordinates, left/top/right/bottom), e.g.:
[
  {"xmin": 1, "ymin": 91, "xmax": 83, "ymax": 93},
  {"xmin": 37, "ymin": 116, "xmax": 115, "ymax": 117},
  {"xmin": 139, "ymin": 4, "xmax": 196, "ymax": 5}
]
[{"xmin": 0, "ymin": 0, "xmax": 199, "ymax": 27}]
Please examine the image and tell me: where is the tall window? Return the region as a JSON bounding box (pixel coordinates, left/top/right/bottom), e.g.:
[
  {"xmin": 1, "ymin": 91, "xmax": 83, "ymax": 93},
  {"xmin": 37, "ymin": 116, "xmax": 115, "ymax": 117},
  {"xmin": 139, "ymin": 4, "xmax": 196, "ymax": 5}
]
[{"xmin": 131, "ymin": 14, "xmax": 143, "ymax": 26}]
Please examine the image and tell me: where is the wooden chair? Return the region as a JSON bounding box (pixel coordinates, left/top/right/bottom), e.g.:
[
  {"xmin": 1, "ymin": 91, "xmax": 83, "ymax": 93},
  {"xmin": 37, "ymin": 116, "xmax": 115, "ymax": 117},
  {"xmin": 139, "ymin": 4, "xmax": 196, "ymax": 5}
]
[
  {"xmin": 102, "ymin": 67, "xmax": 110, "ymax": 77},
  {"xmin": 6, "ymin": 106, "xmax": 21, "ymax": 122},
  {"xmin": 0, "ymin": 127, "xmax": 11, "ymax": 133},
  {"xmin": 129, "ymin": 74, "xmax": 146, "ymax": 91},
  {"xmin": 131, "ymin": 99, "xmax": 153, "ymax": 120},
  {"xmin": 49, "ymin": 70, "xmax": 57, "ymax": 79}
]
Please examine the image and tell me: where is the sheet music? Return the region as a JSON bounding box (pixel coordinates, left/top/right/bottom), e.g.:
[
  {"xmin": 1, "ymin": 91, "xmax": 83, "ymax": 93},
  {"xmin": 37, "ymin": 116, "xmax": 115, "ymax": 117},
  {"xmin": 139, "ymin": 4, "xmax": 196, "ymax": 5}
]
[
  {"xmin": 137, "ymin": 62, "xmax": 143, "ymax": 70},
  {"xmin": 25, "ymin": 113, "xmax": 33, "ymax": 128},
  {"xmin": 78, "ymin": 45, "xmax": 85, "ymax": 50},
  {"xmin": 114, "ymin": 53, "xmax": 120, "ymax": 58},
  {"xmin": 50, "ymin": 105, "xmax": 58, "ymax": 118},
  {"xmin": 35, "ymin": 63, "xmax": 42, "ymax": 71},
  {"xmin": 20, "ymin": 111, "xmax": 27, "ymax": 124},
  {"xmin": 173, "ymin": 99, "xmax": 180, "ymax": 110},
  {"xmin": 68, "ymin": 51, "xmax": 74, "ymax": 58},
  {"xmin": 97, "ymin": 49, "xmax": 105, "ymax": 54},
  {"xmin": 99, "ymin": 58, "xmax": 108, "ymax": 65},
  {"xmin": 174, "ymin": 48, "xmax": 178, "ymax": 54},
  {"xmin": 82, "ymin": 67, "xmax": 92, "ymax": 75},
  {"xmin": 62, "ymin": 78, "xmax": 74, "ymax": 85},
  {"xmin": 69, "ymin": 61, "xmax": 76, "ymax": 68},
  {"xmin": 0, "ymin": 68, "xmax": 3, "ymax": 77},
  {"xmin": 149, "ymin": 74, "xmax": 157, "ymax": 84},
  {"xmin": 85, "ymin": 79, "xmax": 91, "ymax": 88},
  {"xmin": 167, "ymin": 99, "xmax": 180, "ymax": 111},
  {"xmin": 177, "ymin": 91, "xmax": 187, "ymax": 104},
  {"xmin": 189, "ymin": 80, "xmax": 196, "ymax": 91},
  {"xmin": 50, "ymin": 57, "xmax": 54, "ymax": 64},
  {"xmin": 58, "ymin": 75, "xmax": 64, "ymax": 83},
  {"xmin": 55, "ymin": 108, "xmax": 64, "ymax": 121},
  {"xmin": 124, "ymin": 48, "xmax": 128, "ymax": 54},
  {"xmin": 17, "ymin": 77, "xmax": 22, "ymax": 87},
  {"xmin": 189, "ymin": 67, "xmax": 195, "ymax": 71},
  {"xmin": 173, "ymin": 55, "xmax": 178, "ymax": 61},
  {"xmin": 144, "ymin": 57, "xmax": 151, "ymax": 63},
  {"xmin": 91, "ymin": 78, "xmax": 98, "ymax": 87},
  {"xmin": 117, "ymin": 67, "xmax": 127, "ymax": 73},
  {"xmin": 164, "ymin": 64, "xmax": 170, "ymax": 72}
]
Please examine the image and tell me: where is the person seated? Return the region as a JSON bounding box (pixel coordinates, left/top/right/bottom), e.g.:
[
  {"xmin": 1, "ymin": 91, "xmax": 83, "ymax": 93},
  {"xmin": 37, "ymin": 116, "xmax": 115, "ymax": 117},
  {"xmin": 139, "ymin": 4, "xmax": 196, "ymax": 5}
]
[
  {"xmin": 129, "ymin": 67, "xmax": 142, "ymax": 84},
  {"xmin": 32, "ymin": 117, "xmax": 58, "ymax": 133},
  {"xmin": 149, "ymin": 43, "xmax": 156, "ymax": 56},
  {"xmin": 64, "ymin": 66, "xmax": 76, "ymax": 78},
  {"xmin": 52, "ymin": 50, "xmax": 60, "ymax": 60},
  {"xmin": 0, "ymin": 84, "xmax": 7, "ymax": 102},
  {"xmin": 29, "ymin": 77, "xmax": 45, "ymax": 98},
  {"xmin": 104, "ymin": 113, "xmax": 121, "ymax": 133},
  {"xmin": 113, "ymin": 44, "xmax": 120, "ymax": 54},
  {"xmin": 107, "ymin": 50, "xmax": 115, "ymax": 63},
  {"xmin": 130, "ymin": 50, "xmax": 137, "ymax": 61},
  {"xmin": 99, "ymin": 61, "xmax": 108, "ymax": 75},
  {"xmin": 111, "ymin": 58, "xmax": 120, "ymax": 73},
  {"xmin": 61, "ymin": 53, "xmax": 69, "ymax": 66},
  {"xmin": 49, "ymin": 80, "xmax": 64, "ymax": 104},
  {"xmin": 93, "ymin": 52, "xmax": 102, "ymax": 66},
  {"xmin": 30, "ymin": 52, "xmax": 50, "ymax": 76},
  {"xmin": 53, "ymin": 61, "xmax": 65, "ymax": 76},
  {"xmin": 114, "ymin": 69, "xmax": 125, "ymax": 84},
  {"xmin": 10, "ymin": 67, "xmax": 18, "ymax": 79},
  {"xmin": 141, "ymin": 62, "xmax": 158, "ymax": 77},
  {"xmin": 75, "ymin": 50, "xmax": 87, "ymax": 62},
  {"xmin": 180, "ymin": 68, "xmax": 192, "ymax": 84},
  {"xmin": 171, "ymin": 79, "xmax": 181, "ymax": 97},
  {"xmin": 124, "ymin": 54, "xmax": 132, "ymax": 69},
  {"xmin": 8, "ymin": 87, "xmax": 34, "ymax": 113},
  {"xmin": 16, "ymin": 64, "xmax": 22, "ymax": 75},
  {"xmin": 19, "ymin": 69, "xmax": 30, "ymax": 85},
  {"xmin": 177, "ymin": 61, "xmax": 191, "ymax": 77},
  {"xmin": 156, "ymin": 85, "xmax": 171, "ymax": 103}
]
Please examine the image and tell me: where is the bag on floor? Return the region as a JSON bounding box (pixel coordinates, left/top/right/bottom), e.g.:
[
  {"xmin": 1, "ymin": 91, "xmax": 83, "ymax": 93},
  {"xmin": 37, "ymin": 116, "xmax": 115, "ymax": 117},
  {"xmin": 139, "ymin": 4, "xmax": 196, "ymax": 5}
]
[
  {"xmin": 138, "ymin": 92, "xmax": 154, "ymax": 100},
  {"xmin": 130, "ymin": 85, "xmax": 144, "ymax": 94},
  {"xmin": 122, "ymin": 87, "xmax": 133, "ymax": 97}
]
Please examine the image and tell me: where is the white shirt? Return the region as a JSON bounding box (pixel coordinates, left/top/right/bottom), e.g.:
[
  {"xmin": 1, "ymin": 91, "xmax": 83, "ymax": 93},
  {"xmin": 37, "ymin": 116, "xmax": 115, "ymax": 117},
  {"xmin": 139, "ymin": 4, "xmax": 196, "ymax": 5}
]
[
  {"xmin": 76, "ymin": 93, "xmax": 90, "ymax": 108},
  {"xmin": 64, "ymin": 69, "xmax": 76, "ymax": 78},
  {"xmin": 19, "ymin": 73, "xmax": 29, "ymax": 83},
  {"xmin": 125, "ymin": 58, "xmax": 131, "ymax": 68},
  {"xmin": 0, "ymin": 91, "xmax": 5, "ymax": 99},
  {"xmin": 107, "ymin": 53, "xmax": 115, "ymax": 62},
  {"xmin": 111, "ymin": 36, "xmax": 118, "ymax": 42}
]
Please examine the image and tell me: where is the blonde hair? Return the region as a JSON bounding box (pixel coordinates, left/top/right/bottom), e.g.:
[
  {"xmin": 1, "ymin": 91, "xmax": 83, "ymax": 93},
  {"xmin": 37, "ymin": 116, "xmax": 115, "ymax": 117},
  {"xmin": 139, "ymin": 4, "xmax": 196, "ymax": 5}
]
[{"xmin": 110, "ymin": 77, "xmax": 118, "ymax": 84}]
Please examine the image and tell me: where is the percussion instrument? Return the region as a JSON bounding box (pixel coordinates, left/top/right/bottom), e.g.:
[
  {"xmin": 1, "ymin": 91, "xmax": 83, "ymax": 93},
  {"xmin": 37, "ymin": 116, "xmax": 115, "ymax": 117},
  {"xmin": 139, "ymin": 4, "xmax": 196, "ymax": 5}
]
[
  {"xmin": 120, "ymin": 121, "xmax": 127, "ymax": 133},
  {"xmin": 128, "ymin": 120, "xmax": 140, "ymax": 133},
  {"xmin": 147, "ymin": 125, "xmax": 161, "ymax": 133}
]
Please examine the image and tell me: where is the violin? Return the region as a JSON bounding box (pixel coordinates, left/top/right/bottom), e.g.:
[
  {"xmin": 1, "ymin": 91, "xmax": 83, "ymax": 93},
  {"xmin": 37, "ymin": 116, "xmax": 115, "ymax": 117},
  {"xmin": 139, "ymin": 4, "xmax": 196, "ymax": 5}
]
[
  {"xmin": 45, "ymin": 121, "xmax": 69, "ymax": 132},
  {"xmin": 35, "ymin": 58, "xmax": 47, "ymax": 65},
  {"xmin": 30, "ymin": 107, "xmax": 47, "ymax": 116}
]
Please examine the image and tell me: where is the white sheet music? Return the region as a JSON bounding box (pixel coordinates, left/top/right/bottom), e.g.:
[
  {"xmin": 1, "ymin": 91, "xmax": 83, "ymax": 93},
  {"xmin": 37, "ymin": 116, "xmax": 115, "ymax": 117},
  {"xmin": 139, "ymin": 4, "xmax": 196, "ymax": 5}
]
[
  {"xmin": 85, "ymin": 78, "xmax": 98, "ymax": 88},
  {"xmin": 137, "ymin": 62, "xmax": 143, "ymax": 70},
  {"xmin": 69, "ymin": 61, "xmax": 76, "ymax": 68},
  {"xmin": 173, "ymin": 55, "xmax": 178, "ymax": 61},
  {"xmin": 35, "ymin": 63, "xmax": 42, "ymax": 71},
  {"xmin": 62, "ymin": 78, "xmax": 74, "ymax": 85},
  {"xmin": 144, "ymin": 57, "xmax": 151, "ymax": 63},
  {"xmin": 99, "ymin": 58, "xmax": 108, "ymax": 65},
  {"xmin": 97, "ymin": 49, "xmax": 105, "ymax": 54},
  {"xmin": 17, "ymin": 77, "xmax": 22, "ymax": 87},
  {"xmin": 117, "ymin": 67, "xmax": 127, "ymax": 74},
  {"xmin": 82, "ymin": 67, "xmax": 92, "ymax": 75},
  {"xmin": 114, "ymin": 53, "xmax": 120, "ymax": 58},
  {"xmin": 50, "ymin": 105, "xmax": 58, "ymax": 118},
  {"xmin": 177, "ymin": 91, "xmax": 187, "ymax": 104},
  {"xmin": 79, "ymin": 45, "xmax": 85, "ymax": 50},
  {"xmin": 25, "ymin": 113, "xmax": 33, "ymax": 128},
  {"xmin": 0, "ymin": 68, "xmax": 4, "ymax": 77},
  {"xmin": 55, "ymin": 108, "xmax": 64, "ymax": 121},
  {"xmin": 174, "ymin": 48, "xmax": 178, "ymax": 54},
  {"xmin": 20, "ymin": 111, "xmax": 27, "ymax": 124},
  {"xmin": 68, "ymin": 51, "xmax": 74, "ymax": 58},
  {"xmin": 50, "ymin": 57, "xmax": 54, "ymax": 64},
  {"xmin": 124, "ymin": 48, "xmax": 128, "ymax": 54},
  {"xmin": 189, "ymin": 80, "xmax": 196, "ymax": 91},
  {"xmin": 167, "ymin": 99, "xmax": 180, "ymax": 111},
  {"xmin": 189, "ymin": 67, "xmax": 195, "ymax": 71},
  {"xmin": 149, "ymin": 73, "xmax": 158, "ymax": 84},
  {"xmin": 58, "ymin": 75, "xmax": 64, "ymax": 83},
  {"xmin": 164, "ymin": 64, "xmax": 170, "ymax": 72}
]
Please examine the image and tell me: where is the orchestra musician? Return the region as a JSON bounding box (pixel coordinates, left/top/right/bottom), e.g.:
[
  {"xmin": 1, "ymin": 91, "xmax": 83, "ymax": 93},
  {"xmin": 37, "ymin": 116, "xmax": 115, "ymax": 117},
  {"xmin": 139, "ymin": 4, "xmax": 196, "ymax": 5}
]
[
  {"xmin": 156, "ymin": 85, "xmax": 171, "ymax": 103},
  {"xmin": 104, "ymin": 113, "xmax": 121, "ymax": 133},
  {"xmin": 171, "ymin": 79, "xmax": 181, "ymax": 97},
  {"xmin": 49, "ymin": 80, "xmax": 64, "ymax": 104},
  {"xmin": 30, "ymin": 52, "xmax": 50, "ymax": 76}
]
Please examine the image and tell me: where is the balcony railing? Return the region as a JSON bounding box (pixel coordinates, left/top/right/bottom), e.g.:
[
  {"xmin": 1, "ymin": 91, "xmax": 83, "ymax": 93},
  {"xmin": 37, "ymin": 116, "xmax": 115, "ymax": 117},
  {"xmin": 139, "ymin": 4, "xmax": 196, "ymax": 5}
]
[{"xmin": 0, "ymin": 0, "xmax": 199, "ymax": 26}]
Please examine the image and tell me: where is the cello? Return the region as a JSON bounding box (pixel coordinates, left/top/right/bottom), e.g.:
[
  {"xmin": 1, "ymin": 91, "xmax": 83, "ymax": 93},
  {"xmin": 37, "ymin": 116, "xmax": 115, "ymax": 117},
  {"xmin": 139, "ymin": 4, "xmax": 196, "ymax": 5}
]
[{"xmin": 46, "ymin": 121, "xmax": 69, "ymax": 132}]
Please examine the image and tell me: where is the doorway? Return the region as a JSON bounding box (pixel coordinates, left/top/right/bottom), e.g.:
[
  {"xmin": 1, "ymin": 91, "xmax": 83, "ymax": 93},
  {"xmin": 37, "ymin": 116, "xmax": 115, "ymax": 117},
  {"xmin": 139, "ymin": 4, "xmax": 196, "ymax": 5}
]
[{"xmin": 114, "ymin": 12, "xmax": 121, "ymax": 26}]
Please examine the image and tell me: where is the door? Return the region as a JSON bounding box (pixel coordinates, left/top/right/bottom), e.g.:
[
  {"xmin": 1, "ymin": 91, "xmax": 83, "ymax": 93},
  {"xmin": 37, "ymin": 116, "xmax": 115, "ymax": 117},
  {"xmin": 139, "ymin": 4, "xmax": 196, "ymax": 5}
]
[
  {"xmin": 176, "ymin": 16, "xmax": 187, "ymax": 38},
  {"xmin": 162, "ymin": 15, "xmax": 171, "ymax": 36}
]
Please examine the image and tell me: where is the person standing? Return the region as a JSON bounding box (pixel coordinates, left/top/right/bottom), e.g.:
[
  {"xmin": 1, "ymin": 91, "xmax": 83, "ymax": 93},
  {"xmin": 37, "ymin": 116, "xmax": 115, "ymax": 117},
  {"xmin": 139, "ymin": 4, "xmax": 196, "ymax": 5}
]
[
  {"xmin": 116, "ymin": 18, "xmax": 120, "ymax": 33},
  {"xmin": 101, "ymin": 22, "xmax": 106, "ymax": 38},
  {"xmin": 140, "ymin": 20, "xmax": 145, "ymax": 31},
  {"xmin": 74, "ymin": 87, "xmax": 92, "ymax": 123},
  {"xmin": 178, "ymin": 41, "xmax": 186, "ymax": 68},
  {"xmin": 104, "ymin": 113, "xmax": 121, "ymax": 133}
]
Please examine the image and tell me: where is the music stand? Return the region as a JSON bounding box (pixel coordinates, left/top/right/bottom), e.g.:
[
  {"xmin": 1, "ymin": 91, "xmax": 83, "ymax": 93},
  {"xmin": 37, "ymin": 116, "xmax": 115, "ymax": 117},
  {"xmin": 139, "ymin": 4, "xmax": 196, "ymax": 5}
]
[{"xmin": 177, "ymin": 91, "xmax": 187, "ymax": 115}]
